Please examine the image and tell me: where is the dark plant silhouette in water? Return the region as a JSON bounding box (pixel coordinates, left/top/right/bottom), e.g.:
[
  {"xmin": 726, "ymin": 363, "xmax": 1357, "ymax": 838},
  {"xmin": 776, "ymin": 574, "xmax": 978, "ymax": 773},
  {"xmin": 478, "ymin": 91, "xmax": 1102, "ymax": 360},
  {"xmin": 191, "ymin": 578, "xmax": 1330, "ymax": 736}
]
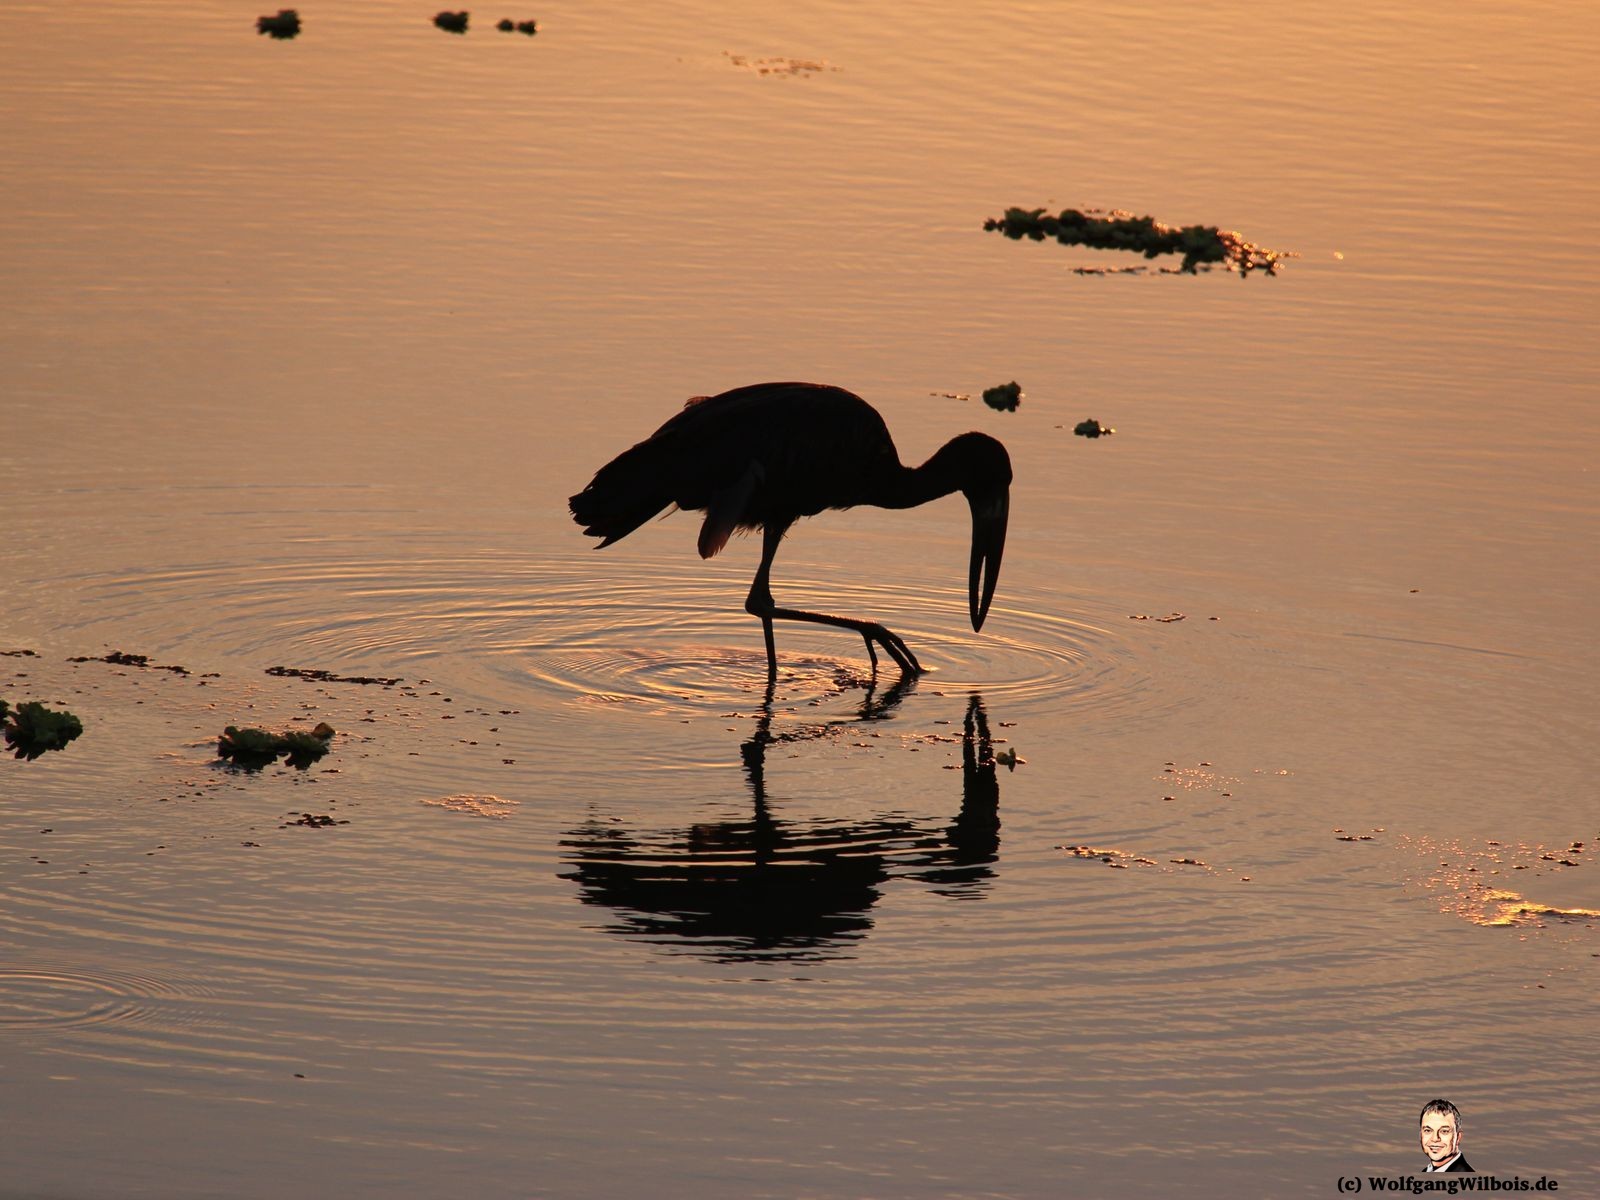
[
  {"xmin": 2, "ymin": 700, "xmax": 84, "ymax": 761},
  {"xmin": 560, "ymin": 681, "xmax": 1004, "ymax": 962},
  {"xmin": 983, "ymin": 206, "xmax": 1290, "ymax": 275},
  {"xmin": 216, "ymin": 722, "xmax": 335, "ymax": 771},
  {"xmin": 256, "ymin": 9, "xmax": 301, "ymax": 39}
]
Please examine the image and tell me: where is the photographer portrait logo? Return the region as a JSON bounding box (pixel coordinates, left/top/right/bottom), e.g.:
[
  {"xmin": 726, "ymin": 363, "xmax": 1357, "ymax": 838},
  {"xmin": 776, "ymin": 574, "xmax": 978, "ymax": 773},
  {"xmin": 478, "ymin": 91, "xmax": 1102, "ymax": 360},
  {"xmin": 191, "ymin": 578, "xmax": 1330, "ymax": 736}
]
[
  {"xmin": 1333, "ymin": 1100, "xmax": 1564, "ymax": 1194},
  {"xmin": 1419, "ymin": 1099, "xmax": 1472, "ymax": 1173}
]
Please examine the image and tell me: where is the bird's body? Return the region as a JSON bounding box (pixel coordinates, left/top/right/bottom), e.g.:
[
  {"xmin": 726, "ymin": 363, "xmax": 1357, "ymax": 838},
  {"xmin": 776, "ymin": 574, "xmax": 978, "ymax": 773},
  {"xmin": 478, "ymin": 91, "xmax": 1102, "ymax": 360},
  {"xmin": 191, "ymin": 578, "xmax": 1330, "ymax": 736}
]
[{"xmin": 570, "ymin": 382, "xmax": 1011, "ymax": 676}]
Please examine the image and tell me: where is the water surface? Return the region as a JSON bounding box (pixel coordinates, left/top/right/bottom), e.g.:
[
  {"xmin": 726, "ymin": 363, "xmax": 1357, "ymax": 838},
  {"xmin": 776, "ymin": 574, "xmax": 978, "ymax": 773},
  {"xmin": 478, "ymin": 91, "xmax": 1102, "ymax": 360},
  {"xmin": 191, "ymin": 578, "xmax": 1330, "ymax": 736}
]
[{"xmin": 2, "ymin": 1, "xmax": 1596, "ymax": 1196}]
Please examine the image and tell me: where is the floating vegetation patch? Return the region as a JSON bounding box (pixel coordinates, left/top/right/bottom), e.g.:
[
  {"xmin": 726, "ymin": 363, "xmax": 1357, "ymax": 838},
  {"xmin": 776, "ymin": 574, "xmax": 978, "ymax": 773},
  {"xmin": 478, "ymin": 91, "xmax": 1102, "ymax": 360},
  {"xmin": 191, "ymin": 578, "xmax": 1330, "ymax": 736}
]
[
  {"xmin": 1058, "ymin": 844, "xmax": 1159, "ymax": 870},
  {"xmin": 982, "ymin": 381, "xmax": 1022, "ymax": 412},
  {"xmin": 433, "ymin": 10, "xmax": 470, "ymax": 33},
  {"xmin": 496, "ymin": 18, "xmax": 538, "ymax": 34},
  {"xmin": 256, "ymin": 8, "xmax": 301, "ymax": 39},
  {"xmin": 722, "ymin": 51, "xmax": 840, "ymax": 77},
  {"xmin": 266, "ymin": 665, "xmax": 402, "ymax": 687},
  {"xmin": 1074, "ymin": 419, "xmax": 1114, "ymax": 438},
  {"xmin": 281, "ymin": 811, "xmax": 349, "ymax": 829},
  {"xmin": 68, "ymin": 650, "xmax": 189, "ymax": 675},
  {"xmin": 4, "ymin": 701, "xmax": 84, "ymax": 760},
  {"xmin": 217, "ymin": 722, "xmax": 336, "ymax": 770},
  {"xmin": 983, "ymin": 206, "xmax": 1290, "ymax": 275}
]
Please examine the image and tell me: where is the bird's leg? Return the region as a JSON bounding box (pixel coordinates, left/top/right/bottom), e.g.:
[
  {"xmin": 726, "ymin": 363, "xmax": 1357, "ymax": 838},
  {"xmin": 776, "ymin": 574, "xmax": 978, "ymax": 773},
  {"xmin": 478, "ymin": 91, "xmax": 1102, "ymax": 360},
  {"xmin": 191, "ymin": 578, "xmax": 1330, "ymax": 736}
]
[
  {"xmin": 761, "ymin": 617, "xmax": 778, "ymax": 679},
  {"xmin": 744, "ymin": 523, "xmax": 924, "ymax": 676},
  {"xmin": 745, "ymin": 523, "xmax": 788, "ymax": 679}
]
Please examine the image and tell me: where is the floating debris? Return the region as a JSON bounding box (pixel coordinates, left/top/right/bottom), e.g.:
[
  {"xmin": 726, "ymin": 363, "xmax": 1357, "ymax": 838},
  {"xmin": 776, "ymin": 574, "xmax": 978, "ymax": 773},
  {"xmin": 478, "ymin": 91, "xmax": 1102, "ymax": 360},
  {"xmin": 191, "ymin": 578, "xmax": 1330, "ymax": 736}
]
[
  {"xmin": 282, "ymin": 811, "xmax": 349, "ymax": 828},
  {"xmin": 982, "ymin": 206, "xmax": 1290, "ymax": 275},
  {"xmin": 218, "ymin": 722, "xmax": 336, "ymax": 770},
  {"xmin": 256, "ymin": 8, "xmax": 301, "ymax": 39},
  {"xmin": 1058, "ymin": 844, "xmax": 1157, "ymax": 869},
  {"xmin": 68, "ymin": 650, "xmax": 189, "ymax": 675},
  {"xmin": 722, "ymin": 51, "xmax": 839, "ymax": 77},
  {"xmin": 1073, "ymin": 419, "xmax": 1114, "ymax": 438},
  {"xmin": 4, "ymin": 701, "xmax": 84, "ymax": 760},
  {"xmin": 266, "ymin": 666, "xmax": 402, "ymax": 687},
  {"xmin": 434, "ymin": 10, "xmax": 470, "ymax": 33},
  {"xmin": 982, "ymin": 381, "xmax": 1022, "ymax": 412}
]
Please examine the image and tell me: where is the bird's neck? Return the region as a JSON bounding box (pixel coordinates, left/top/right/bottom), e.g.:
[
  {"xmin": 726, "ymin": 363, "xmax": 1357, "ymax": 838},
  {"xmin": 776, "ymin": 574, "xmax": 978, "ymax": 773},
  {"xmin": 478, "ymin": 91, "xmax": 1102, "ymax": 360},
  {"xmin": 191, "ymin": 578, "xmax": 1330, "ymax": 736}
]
[{"xmin": 874, "ymin": 451, "xmax": 965, "ymax": 510}]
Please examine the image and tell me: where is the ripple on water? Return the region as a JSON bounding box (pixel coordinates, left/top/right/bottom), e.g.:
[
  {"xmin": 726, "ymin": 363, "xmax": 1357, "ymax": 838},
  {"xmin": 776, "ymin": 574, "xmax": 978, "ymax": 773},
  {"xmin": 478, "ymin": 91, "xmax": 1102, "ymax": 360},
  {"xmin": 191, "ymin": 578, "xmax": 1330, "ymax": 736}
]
[
  {"xmin": 86, "ymin": 552, "xmax": 1173, "ymax": 722},
  {"xmin": 0, "ymin": 962, "xmax": 213, "ymax": 1035}
]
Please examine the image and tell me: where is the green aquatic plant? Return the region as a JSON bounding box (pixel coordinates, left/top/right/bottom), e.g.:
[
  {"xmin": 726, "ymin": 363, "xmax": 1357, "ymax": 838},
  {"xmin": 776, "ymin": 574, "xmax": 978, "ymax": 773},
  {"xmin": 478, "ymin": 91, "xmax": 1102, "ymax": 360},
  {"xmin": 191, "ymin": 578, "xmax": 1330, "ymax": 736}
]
[
  {"xmin": 982, "ymin": 381, "xmax": 1022, "ymax": 412},
  {"xmin": 983, "ymin": 206, "xmax": 1288, "ymax": 275},
  {"xmin": 218, "ymin": 721, "xmax": 336, "ymax": 770},
  {"xmin": 4, "ymin": 701, "xmax": 85, "ymax": 760}
]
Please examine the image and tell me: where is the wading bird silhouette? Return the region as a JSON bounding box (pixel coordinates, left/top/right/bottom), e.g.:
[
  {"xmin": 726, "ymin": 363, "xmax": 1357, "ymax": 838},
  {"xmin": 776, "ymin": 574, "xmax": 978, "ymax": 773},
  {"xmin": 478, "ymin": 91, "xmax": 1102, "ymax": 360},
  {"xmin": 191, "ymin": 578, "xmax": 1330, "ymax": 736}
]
[{"xmin": 569, "ymin": 382, "xmax": 1012, "ymax": 676}]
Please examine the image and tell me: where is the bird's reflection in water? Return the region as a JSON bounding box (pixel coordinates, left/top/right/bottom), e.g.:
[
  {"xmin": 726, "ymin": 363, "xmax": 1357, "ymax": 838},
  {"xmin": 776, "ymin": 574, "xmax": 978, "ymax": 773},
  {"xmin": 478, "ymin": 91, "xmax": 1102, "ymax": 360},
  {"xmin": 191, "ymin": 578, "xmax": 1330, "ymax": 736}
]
[{"xmin": 560, "ymin": 680, "xmax": 1003, "ymax": 963}]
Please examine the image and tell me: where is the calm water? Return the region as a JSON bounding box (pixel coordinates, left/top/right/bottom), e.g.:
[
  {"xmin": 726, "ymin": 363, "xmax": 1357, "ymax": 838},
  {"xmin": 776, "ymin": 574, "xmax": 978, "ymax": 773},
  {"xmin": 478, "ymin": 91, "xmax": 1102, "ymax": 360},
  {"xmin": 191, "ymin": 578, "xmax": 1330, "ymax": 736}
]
[{"xmin": 2, "ymin": 0, "xmax": 1596, "ymax": 1196}]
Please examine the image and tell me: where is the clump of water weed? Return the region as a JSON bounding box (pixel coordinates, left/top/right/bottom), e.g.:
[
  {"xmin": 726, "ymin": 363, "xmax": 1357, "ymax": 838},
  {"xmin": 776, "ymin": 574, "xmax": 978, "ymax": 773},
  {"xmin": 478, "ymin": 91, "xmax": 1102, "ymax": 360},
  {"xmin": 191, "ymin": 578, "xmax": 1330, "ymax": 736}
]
[
  {"xmin": 256, "ymin": 9, "xmax": 301, "ymax": 39},
  {"xmin": 68, "ymin": 649, "xmax": 190, "ymax": 675},
  {"xmin": 266, "ymin": 665, "xmax": 401, "ymax": 686},
  {"xmin": 4, "ymin": 701, "xmax": 84, "ymax": 760},
  {"xmin": 218, "ymin": 721, "xmax": 336, "ymax": 770},
  {"xmin": 983, "ymin": 206, "xmax": 1289, "ymax": 275},
  {"xmin": 982, "ymin": 381, "xmax": 1022, "ymax": 412}
]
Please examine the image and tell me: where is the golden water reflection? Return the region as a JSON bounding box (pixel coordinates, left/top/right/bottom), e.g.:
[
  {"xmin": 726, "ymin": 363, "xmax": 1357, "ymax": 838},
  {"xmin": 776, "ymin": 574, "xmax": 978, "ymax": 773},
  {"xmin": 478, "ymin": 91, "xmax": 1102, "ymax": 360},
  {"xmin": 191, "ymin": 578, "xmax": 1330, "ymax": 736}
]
[{"xmin": 1399, "ymin": 834, "xmax": 1598, "ymax": 930}]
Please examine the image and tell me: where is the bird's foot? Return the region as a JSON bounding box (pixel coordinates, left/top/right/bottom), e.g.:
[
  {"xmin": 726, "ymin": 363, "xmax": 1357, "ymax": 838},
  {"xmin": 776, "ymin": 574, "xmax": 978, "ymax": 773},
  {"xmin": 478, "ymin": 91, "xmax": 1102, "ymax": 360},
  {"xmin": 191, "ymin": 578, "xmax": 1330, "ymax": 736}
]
[{"xmin": 861, "ymin": 623, "xmax": 923, "ymax": 676}]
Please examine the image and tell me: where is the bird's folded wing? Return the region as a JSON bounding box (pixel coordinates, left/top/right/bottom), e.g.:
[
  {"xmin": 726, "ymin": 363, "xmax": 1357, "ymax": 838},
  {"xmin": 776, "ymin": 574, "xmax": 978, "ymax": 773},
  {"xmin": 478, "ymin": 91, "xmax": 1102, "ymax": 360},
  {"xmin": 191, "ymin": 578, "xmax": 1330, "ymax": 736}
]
[{"xmin": 697, "ymin": 463, "xmax": 762, "ymax": 559}]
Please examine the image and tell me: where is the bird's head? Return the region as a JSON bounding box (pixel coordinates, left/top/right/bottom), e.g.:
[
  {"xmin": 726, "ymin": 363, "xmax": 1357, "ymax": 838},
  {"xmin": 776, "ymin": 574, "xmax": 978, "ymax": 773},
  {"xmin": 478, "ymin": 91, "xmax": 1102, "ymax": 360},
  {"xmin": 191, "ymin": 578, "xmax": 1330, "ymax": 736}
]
[{"xmin": 940, "ymin": 433, "xmax": 1012, "ymax": 632}]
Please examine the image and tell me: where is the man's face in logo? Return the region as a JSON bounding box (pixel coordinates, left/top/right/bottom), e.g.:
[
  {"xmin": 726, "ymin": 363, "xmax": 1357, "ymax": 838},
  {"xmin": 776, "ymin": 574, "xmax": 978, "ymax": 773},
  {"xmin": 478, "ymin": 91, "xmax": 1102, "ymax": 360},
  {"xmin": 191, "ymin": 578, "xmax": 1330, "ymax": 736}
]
[{"xmin": 1420, "ymin": 1111, "xmax": 1461, "ymax": 1166}]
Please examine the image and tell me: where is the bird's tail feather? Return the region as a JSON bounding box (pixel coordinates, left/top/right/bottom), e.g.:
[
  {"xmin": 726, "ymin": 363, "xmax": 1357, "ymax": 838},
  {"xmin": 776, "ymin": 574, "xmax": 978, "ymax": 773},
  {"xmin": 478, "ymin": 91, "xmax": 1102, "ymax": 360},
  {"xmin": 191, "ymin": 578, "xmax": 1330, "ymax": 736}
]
[{"xmin": 568, "ymin": 439, "xmax": 676, "ymax": 547}]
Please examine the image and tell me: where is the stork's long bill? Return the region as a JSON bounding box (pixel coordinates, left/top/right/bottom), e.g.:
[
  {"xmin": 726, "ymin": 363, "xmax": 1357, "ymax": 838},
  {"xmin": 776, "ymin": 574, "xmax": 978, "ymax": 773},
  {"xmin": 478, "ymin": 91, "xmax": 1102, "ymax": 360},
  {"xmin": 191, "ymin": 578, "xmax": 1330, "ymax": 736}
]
[{"xmin": 967, "ymin": 488, "xmax": 1009, "ymax": 632}]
